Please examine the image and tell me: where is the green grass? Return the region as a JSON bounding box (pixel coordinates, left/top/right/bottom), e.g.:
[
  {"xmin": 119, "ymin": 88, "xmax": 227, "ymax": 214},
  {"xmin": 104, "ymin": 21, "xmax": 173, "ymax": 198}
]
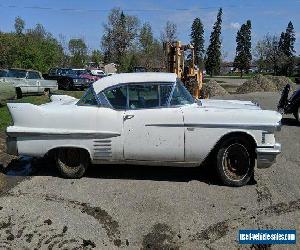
[{"xmin": 0, "ymin": 90, "xmax": 85, "ymax": 132}]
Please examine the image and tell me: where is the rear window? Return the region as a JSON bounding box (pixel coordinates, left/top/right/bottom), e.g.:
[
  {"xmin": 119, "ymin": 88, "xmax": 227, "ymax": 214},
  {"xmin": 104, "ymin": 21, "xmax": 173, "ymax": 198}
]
[
  {"xmin": 7, "ymin": 69, "xmax": 27, "ymax": 78},
  {"xmin": 77, "ymin": 87, "xmax": 98, "ymax": 106},
  {"xmin": 27, "ymin": 71, "xmax": 41, "ymax": 79}
]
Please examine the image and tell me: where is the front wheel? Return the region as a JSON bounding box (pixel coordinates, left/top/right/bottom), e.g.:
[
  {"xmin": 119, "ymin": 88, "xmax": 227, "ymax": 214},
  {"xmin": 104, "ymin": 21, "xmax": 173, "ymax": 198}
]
[
  {"xmin": 215, "ymin": 137, "xmax": 255, "ymax": 187},
  {"xmin": 294, "ymin": 106, "xmax": 300, "ymax": 124},
  {"xmin": 44, "ymin": 88, "xmax": 50, "ymax": 97},
  {"xmin": 56, "ymin": 148, "xmax": 89, "ymax": 178},
  {"xmin": 16, "ymin": 87, "xmax": 22, "ymax": 99}
]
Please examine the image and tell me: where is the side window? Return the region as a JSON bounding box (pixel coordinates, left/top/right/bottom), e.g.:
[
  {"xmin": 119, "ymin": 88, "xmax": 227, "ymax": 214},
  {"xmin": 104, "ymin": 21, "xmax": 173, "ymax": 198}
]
[
  {"xmin": 128, "ymin": 84, "xmax": 159, "ymax": 109},
  {"xmin": 27, "ymin": 71, "xmax": 41, "ymax": 79},
  {"xmin": 104, "ymin": 86, "xmax": 127, "ymax": 110},
  {"xmin": 49, "ymin": 68, "xmax": 56, "ymax": 76},
  {"xmin": 77, "ymin": 87, "xmax": 98, "ymax": 106},
  {"xmin": 160, "ymin": 84, "xmax": 173, "ymax": 106},
  {"xmin": 170, "ymin": 81, "xmax": 194, "ymax": 106}
]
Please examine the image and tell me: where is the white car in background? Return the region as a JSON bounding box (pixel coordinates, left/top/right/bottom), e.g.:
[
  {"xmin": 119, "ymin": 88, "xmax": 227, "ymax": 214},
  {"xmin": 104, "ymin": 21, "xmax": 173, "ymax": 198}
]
[
  {"xmin": 6, "ymin": 73, "xmax": 281, "ymax": 186},
  {"xmin": 1, "ymin": 69, "xmax": 58, "ymax": 98}
]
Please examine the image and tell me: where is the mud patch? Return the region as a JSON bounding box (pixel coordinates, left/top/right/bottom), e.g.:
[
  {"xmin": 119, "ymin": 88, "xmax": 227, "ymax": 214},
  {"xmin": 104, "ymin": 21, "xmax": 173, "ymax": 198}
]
[
  {"xmin": 7, "ymin": 192, "xmax": 122, "ymax": 247},
  {"xmin": 256, "ymin": 185, "xmax": 272, "ymax": 205},
  {"xmin": 81, "ymin": 203, "xmax": 121, "ymax": 247},
  {"xmin": 189, "ymin": 198, "xmax": 300, "ymax": 244},
  {"xmin": 0, "ymin": 215, "xmax": 79, "ymax": 249},
  {"xmin": 250, "ymin": 244, "xmax": 272, "ymax": 249},
  {"xmin": 263, "ymin": 199, "xmax": 300, "ymax": 217},
  {"xmin": 142, "ymin": 223, "xmax": 180, "ymax": 250},
  {"xmin": 192, "ymin": 221, "xmax": 229, "ymax": 243}
]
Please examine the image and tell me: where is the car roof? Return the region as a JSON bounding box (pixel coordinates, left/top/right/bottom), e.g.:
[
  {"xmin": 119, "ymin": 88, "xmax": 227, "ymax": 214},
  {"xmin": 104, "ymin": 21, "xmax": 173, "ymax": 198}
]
[
  {"xmin": 9, "ymin": 68, "xmax": 40, "ymax": 73},
  {"xmin": 93, "ymin": 72, "xmax": 177, "ymax": 93}
]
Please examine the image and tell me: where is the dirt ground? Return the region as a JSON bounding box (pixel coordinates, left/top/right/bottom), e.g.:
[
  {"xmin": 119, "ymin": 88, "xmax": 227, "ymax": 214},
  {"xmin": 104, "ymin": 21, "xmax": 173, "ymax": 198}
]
[{"xmin": 0, "ymin": 92, "xmax": 299, "ymax": 249}]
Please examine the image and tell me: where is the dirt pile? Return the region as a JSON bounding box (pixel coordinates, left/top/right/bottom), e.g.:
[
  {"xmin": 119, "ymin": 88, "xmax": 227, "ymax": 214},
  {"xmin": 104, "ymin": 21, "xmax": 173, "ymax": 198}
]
[
  {"xmin": 237, "ymin": 75, "xmax": 295, "ymax": 94},
  {"xmin": 201, "ymin": 80, "xmax": 229, "ymax": 97}
]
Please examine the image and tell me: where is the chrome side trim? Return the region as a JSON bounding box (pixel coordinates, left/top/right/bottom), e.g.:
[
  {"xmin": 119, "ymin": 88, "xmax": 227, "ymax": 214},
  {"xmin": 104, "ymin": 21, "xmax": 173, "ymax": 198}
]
[
  {"xmin": 146, "ymin": 123, "xmax": 281, "ymax": 132},
  {"xmin": 6, "ymin": 131, "xmax": 120, "ymax": 139}
]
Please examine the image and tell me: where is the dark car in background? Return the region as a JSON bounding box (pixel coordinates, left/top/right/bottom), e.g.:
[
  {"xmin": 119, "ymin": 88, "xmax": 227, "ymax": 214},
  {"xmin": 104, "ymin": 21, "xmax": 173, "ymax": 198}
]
[
  {"xmin": 278, "ymin": 84, "xmax": 300, "ymax": 123},
  {"xmin": 0, "ymin": 69, "xmax": 8, "ymax": 77},
  {"xmin": 44, "ymin": 68, "xmax": 92, "ymax": 90}
]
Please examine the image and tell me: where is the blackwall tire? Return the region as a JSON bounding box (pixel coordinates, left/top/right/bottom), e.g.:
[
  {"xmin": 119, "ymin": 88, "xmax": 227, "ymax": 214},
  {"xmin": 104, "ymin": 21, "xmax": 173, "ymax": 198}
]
[
  {"xmin": 56, "ymin": 148, "xmax": 89, "ymax": 178},
  {"xmin": 16, "ymin": 88, "xmax": 22, "ymax": 99},
  {"xmin": 44, "ymin": 88, "xmax": 50, "ymax": 97},
  {"xmin": 293, "ymin": 106, "xmax": 300, "ymax": 124},
  {"xmin": 215, "ymin": 137, "xmax": 255, "ymax": 187}
]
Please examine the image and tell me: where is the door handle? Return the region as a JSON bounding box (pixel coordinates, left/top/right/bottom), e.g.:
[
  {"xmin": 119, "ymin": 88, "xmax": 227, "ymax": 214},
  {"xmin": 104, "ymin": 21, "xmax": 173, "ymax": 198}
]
[{"xmin": 124, "ymin": 114, "xmax": 134, "ymax": 121}]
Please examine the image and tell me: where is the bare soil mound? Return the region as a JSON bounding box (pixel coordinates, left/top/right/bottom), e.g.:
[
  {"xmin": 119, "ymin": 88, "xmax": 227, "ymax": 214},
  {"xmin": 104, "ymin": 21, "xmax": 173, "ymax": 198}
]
[
  {"xmin": 237, "ymin": 75, "xmax": 295, "ymax": 94},
  {"xmin": 201, "ymin": 80, "xmax": 229, "ymax": 97}
]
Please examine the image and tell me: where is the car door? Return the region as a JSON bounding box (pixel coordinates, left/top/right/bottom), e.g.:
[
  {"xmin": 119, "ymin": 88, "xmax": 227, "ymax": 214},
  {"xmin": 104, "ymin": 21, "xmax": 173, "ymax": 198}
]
[
  {"xmin": 26, "ymin": 71, "xmax": 40, "ymax": 93},
  {"xmin": 122, "ymin": 83, "xmax": 184, "ymax": 162}
]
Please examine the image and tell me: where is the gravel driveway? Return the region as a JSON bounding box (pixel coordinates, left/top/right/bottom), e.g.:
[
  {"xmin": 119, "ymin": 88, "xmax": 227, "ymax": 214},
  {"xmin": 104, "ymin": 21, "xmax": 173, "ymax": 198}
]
[{"xmin": 0, "ymin": 92, "xmax": 299, "ymax": 249}]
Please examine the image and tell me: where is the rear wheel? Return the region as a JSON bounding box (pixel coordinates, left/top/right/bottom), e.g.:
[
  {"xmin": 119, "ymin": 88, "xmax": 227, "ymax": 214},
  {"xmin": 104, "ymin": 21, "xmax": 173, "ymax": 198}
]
[
  {"xmin": 293, "ymin": 106, "xmax": 300, "ymax": 124},
  {"xmin": 215, "ymin": 136, "xmax": 255, "ymax": 187},
  {"xmin": 56, "ymin": 148, "xmax": 89, "ymax": 178},
  {"xmin": 16, "ymin": 87, "xmax": 22, "ymax": 99},
  {"xmin": 65, "ymin": 79, "xmax": 73, "ymax": 91},
  {"xmin": 44, "ymin": 88, "xmax": 50, "ymax": 97}
]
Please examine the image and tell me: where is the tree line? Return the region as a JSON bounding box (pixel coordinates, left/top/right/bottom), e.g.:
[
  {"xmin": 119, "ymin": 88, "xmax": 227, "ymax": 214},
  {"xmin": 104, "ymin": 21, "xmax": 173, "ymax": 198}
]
[{"xmin": 0, "ymin": 8, "xmax": 298, "ymax": 77}]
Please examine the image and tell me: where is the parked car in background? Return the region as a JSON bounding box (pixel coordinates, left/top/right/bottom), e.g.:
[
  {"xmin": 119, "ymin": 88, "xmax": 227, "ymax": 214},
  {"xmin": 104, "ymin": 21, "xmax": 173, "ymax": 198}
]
[
  {"xmin": 44, "ymin": 68, "xmax": 91, "ymax": 90},
  {"xmin": 6, "ymin": 73, "xmax": 282, "ymax": 186},
  {"xmin": 90, "ymin": 69, "xmax": 106, "ymax": 78},
  {"xmin": 0, "ymin": 69, "xmax": 8, "ymax": 78},
  {"xmin": 0, "ymin": 68, "xmax": 58, "ymax": 99},
  {"xmin": 0, "ymin": 69, "xmax": 15, "ymax": 103},
  {"xmin": 78, "ymin": 69, "xmax": 100, "ymax": 84},
  {"xmin": 278, "ymin": 84, "xmax": 300, "ymax": 123}
]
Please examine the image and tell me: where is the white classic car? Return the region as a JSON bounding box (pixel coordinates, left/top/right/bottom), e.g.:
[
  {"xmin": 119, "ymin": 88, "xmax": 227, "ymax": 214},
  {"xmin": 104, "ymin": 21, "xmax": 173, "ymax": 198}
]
[
  {"xmin": 1, "ymin": 69, "xmax": 58, "ymax": 98},
  {"xmin": 6, "ymin": 73, "xmax": 282, "ymax": 186}
]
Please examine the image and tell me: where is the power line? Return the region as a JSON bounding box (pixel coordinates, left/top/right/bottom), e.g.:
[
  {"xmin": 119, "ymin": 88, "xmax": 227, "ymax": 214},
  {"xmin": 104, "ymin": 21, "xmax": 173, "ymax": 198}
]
[{"xmin": 0, "ymin": 4, "xmax": 238, "ymax": 13}]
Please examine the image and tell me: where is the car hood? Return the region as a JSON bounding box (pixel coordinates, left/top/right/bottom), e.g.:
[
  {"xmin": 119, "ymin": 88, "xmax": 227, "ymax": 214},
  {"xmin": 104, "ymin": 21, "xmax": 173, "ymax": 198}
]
[{"xmin": 199, "ymin": 99, "xmax": 261, "ymax": 110}]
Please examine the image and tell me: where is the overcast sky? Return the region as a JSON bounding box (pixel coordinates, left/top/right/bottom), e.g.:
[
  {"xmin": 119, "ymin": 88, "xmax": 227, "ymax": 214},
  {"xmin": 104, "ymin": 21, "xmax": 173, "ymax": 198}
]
[{"xmin": 0, "ymin": 0, "xmax": 299, "ymax": 61}]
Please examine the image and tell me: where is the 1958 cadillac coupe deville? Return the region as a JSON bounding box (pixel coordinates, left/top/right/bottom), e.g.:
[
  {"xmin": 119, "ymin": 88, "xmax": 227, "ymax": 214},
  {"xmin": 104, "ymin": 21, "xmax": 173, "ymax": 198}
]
[{"xmin": 6, "ymin": 73, "xmax": 282, "ymax": 186}]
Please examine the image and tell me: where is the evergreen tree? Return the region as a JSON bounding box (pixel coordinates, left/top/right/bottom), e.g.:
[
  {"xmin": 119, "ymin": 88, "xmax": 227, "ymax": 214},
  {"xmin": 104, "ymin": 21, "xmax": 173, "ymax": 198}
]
[
  {"xmin": 234, "ymin": 20, "xmax": 252, "ymax": 77},
  {"xmin": 279, "ymin": 21, "xmax": 296, "ymax": 76},
  {"xmin": 190, "ymin": 18, "xmax": 205, "ymax": 68},
  {"xmin": 205, "ymin": 8, "xmax": 223, "ymax": 76}
]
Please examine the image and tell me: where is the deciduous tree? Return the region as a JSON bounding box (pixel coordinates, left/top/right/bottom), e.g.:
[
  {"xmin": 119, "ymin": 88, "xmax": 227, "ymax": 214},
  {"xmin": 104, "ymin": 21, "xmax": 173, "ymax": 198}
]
[{"xmin": 68, "ymin": 38, "xmax": 88, "ymax": 68}]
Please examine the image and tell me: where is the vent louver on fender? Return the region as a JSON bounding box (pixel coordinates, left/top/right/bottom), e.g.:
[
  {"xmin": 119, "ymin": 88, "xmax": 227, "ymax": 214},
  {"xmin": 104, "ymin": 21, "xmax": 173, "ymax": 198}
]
[{"xmin": 93, "ymin": 139, "xmax": 112, "ymax": 159}]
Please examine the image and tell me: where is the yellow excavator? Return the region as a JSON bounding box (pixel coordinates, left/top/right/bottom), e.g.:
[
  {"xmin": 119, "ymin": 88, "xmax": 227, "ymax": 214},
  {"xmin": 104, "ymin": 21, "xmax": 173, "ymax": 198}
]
[{"xmin": 164, "ymin": 41, "xmax": 203, "ymax": 99}]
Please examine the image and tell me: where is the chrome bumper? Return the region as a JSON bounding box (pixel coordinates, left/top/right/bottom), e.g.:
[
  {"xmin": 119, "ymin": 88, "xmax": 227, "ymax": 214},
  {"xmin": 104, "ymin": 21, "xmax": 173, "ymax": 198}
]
[
  {"xmin": 256, "ymin": 143, "xmax": 281, "ymax": 169},
  {"xmin": 6, "ymin": 136, "xmax": 18, "ymax": 156}
]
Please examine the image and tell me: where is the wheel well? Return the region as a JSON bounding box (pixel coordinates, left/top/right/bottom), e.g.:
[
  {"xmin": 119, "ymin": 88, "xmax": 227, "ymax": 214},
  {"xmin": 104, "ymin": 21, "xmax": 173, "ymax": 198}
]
[
  {"xmin": 206, "ymin": 132, "xmax": 257, "ymax": 162},
  {"xmin": 47, "ymin": 147, "xmax": 91, "ymax": 160}
]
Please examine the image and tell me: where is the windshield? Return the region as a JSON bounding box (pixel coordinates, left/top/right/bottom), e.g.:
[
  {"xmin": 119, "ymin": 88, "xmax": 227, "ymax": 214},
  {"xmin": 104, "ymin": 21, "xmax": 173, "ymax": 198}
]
[
  {"xmin": 0, "ymin": 70, "xmax": 8, "ymax": 77},
  {"xmin": 170, "ymin": 79, "xmax": 195, "ymax": 106},
  {"xmin": 7, "ymin": 69, "xmax": 27, "ymax": 78},
  {"xmin": 72, "ymin": 69, "xmax": 87, "ymax": 76}
]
